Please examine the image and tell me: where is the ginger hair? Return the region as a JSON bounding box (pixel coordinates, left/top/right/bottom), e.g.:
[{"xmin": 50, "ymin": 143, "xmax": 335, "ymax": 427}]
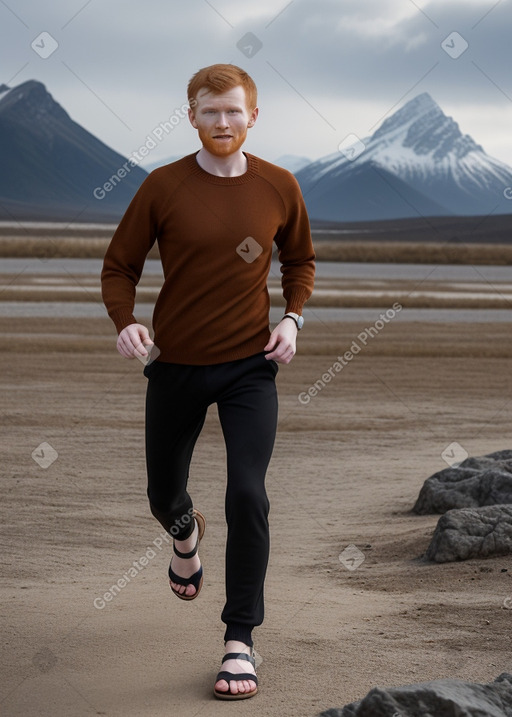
[{"xmin": 187, "ymin": 64, "xmax": 257, "ymax": 111}]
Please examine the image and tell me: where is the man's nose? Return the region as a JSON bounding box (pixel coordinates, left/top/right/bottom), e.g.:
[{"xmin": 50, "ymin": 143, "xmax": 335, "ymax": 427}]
[{"xmin": 216, "ymin": 113, "xmax": 229, "ymax": 127}]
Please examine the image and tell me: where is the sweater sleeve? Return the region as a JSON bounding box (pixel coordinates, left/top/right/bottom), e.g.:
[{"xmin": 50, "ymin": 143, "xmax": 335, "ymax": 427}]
[
  {"xmin": 100, "ymin": 174, "xmax": 159, "ymax": 334},
  {"xmin": 273, "ymin": 174, "xmax": 315, "ymax": 315}
]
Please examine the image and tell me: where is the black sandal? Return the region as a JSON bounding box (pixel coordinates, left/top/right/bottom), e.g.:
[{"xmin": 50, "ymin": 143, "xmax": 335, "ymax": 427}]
[
  {"xmin": 168, "ymin": 509, "xmax": 206, "ymax": 601},
  {"xmin": 213, "ymin": 651, "xmax": 258, "ymax": 700}
]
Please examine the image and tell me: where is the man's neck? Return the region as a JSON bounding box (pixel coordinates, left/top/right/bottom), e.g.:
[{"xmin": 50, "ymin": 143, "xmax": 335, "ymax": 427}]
[{"xmin": 196, "ymin": 148, "xmax": 248, "ymax": 177}]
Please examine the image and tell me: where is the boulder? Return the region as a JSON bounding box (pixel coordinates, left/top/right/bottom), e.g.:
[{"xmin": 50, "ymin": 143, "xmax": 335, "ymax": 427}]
[
  {"xmin": 424, "ymin": 504, "xmax": 512, "ymax": 562},
  {"xmin": 413, "ymin": 450, "xmax": 512, "ymax": 515},
  {"xmin": 318, "ymin": 672, "xmax": 512, "ymax": 717}
]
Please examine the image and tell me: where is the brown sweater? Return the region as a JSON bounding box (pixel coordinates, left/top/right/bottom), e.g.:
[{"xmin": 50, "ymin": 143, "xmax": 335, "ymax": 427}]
[{"xmin": 101, "ymin": 152, "xmax": 315, "ymax": 364}]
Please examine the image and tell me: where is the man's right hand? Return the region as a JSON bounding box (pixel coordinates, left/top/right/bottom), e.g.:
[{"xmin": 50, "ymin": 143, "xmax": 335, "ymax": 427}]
[{"xmin": 117, "ymin": 323, "xmax": 154, "ymax": 359}]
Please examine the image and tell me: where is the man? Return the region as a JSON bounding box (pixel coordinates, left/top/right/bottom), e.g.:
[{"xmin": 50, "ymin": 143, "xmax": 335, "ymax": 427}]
[{"xmin": 101, "ymin": 63, "xmax": 315, "ymax": 700}]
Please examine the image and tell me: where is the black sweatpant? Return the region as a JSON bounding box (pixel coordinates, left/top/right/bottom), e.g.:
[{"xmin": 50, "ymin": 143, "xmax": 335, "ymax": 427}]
[{"xmin": 143, "ymin": 350, "xmax": 279, "ymax": 646}]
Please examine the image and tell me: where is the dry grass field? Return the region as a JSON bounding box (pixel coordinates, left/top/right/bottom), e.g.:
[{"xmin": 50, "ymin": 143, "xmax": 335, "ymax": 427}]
[{"xmin": 2, "ymin": 235, "xmax": 512, "ymax": 265}]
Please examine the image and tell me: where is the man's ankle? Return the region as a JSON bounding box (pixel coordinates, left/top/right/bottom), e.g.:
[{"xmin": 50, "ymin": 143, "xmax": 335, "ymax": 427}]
[{"xmin": 225, "ymin": 639, "xmax": 251, "ymax": 653}]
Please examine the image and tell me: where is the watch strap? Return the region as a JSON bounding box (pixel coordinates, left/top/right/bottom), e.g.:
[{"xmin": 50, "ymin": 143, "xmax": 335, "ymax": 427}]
[{"xmin": 282, "ymin": 313, "xmax": 303, "ymax": 330}]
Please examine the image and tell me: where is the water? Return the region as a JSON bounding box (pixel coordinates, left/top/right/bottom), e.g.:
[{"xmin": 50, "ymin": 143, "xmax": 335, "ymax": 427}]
[
  {"xmin": 0, "ymin": 257, "xmax": 163, "ymax": 277},
  {"xmin": 0, "ymin": 302, "xmax": 511, "ymax": 324},
  {"xmin": 1, "ymin": 258, "xmax": 511, "ymax": 282},
  {"xmin": 1, "ymin": 258, "xmax": 511, "ymax": 321}
]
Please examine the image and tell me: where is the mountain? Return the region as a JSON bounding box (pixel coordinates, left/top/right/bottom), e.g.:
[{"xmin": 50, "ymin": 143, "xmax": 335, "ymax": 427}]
[
  {"xmin": 0, "ymin": 80, "xmax": 148, "ymax": 221},
  {"xmin": 295, "ymin": 93, "xmax": 512, "ymax": 221},
  {"xmin": 273, "ymin": 154, "xmax": 311, "ymax": 173},
  {"xmin": 2, "ymin": 84, "xmax": 511, "ymax": 223}
]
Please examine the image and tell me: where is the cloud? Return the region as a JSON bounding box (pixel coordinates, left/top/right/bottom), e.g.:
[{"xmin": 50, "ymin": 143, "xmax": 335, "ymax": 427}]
[{"xmin": 1, "ymin": 0, "xmax": 510, "ymax": 165}]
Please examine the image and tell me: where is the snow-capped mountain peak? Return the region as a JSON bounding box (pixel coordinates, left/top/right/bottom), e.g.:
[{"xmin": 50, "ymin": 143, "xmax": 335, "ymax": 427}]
[
  {"xmin": 295, "ymin": 92, "xmax": 512, "ymax": 221},
  {"xmin": 370, "ymin": 92, "xmax": 482, "ymax": 165},
  {"xmin": 372, "ymin": 92, "xmax": 442, "ymax": 140}
]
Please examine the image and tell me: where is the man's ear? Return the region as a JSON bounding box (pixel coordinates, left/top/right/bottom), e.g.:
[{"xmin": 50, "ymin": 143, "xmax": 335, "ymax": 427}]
[
  {"xmin": 247, "ymin": 106, "xmax": 259, "ymax": 128},
  {"xmin": 188, "ymin": 106, "xmax": 198, "ymax": 129}
]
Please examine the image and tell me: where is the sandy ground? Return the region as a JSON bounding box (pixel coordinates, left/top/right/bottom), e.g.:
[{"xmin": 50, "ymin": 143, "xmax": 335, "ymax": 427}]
[{"xmin": 1, "ymin": 315, "xmax": 512, "ymax": 717}]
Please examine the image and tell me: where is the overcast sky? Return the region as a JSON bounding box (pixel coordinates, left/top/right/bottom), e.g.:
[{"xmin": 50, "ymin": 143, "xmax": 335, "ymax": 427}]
[{"xmin": 2, "ymin": 0, "xmax": 512, "ymax": 168}]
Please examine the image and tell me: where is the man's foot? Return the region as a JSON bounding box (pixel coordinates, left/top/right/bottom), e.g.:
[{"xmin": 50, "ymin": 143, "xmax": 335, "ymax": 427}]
[
  {"xmin": 214, "ymin": 640, "xmax": 258, "ymax": 700},
  {"xmin": 169, "ymin": 520, "xmax": 202, "ymax": 599}
]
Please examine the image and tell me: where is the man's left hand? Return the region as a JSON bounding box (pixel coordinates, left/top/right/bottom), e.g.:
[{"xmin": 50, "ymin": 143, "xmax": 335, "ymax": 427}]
[{"xmin": 263, "ymin": 318, "xmax": 298, "ymax": 364}]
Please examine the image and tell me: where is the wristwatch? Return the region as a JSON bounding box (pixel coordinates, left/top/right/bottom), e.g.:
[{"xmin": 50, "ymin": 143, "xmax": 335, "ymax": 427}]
[{"xmin": 282, "ymin": 312, "xmax": 304, "ymax": 330}]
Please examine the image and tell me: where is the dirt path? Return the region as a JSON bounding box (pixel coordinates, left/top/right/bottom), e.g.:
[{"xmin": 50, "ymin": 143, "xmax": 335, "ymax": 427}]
[{"xmin": 1, "ymin": 317, "xmax": 511, "ymax": 716}]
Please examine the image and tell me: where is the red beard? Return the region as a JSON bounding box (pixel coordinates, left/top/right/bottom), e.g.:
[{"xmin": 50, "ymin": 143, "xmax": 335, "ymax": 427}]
[{"xmin": 198, "ymin": 127, "xmax": 248, "ymax": 157}]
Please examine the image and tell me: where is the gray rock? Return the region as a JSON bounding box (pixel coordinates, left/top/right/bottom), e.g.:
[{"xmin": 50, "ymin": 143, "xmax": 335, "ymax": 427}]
[
  {"xmin": 413, "ymin": 450, "xmax": 512, "ymax": 515},
  {"xmin": 424, "ymin": 504, "xmax": 512, "ymax": 562},
  {"xmin": 318, "ymin": 672, "xmax": 512, "ymax": 716}
]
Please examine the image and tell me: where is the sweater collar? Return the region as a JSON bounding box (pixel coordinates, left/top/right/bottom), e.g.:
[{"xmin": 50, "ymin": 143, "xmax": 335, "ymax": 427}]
[{"xmin": 185, "ymin": 151, "xmax": 259, "ymax": 185}]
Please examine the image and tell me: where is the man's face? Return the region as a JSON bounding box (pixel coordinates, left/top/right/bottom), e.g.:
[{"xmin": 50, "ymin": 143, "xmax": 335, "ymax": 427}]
[{"xmin": 188, "ymin": 85, "xmax": 258, "ymax": 157}]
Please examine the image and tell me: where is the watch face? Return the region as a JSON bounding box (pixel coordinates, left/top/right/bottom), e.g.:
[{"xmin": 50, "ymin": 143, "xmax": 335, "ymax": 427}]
[{"xmin": 297, "ymin": 315, "xmax": 304, "ymax": 329}]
